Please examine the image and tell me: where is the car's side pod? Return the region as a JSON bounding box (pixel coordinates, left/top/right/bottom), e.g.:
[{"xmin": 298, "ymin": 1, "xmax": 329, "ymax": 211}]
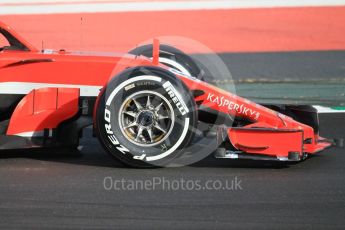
[{"xmin": 3, "ymin": 88, "xmax": 90, "ymax": 149}]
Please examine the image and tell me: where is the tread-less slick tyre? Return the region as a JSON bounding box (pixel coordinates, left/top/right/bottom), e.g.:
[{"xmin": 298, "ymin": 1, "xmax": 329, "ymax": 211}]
[{"xmin": 95, "ymin": 66, "xmax": 198, "ymax": 168}]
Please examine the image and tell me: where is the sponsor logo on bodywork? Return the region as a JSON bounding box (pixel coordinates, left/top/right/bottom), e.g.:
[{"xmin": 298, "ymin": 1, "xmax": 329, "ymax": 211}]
[
  {"xmin": 206, "ymin": 93, "xmax": 260, "ymax": 120},
  {"xmin": 163, "ymin": 81, "xmax": 189, "ymax": 116}
]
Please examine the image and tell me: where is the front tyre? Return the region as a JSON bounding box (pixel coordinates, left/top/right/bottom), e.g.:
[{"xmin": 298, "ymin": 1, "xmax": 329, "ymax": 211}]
[{"xmin": 95, "ymin": 66, "xmax": 198, "ymax": 168}]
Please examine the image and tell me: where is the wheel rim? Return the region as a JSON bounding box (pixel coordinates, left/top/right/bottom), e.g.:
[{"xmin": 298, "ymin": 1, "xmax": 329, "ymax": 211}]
[{"xmin": 118, "ymin": 90, "xmax": 175, "ymax": 147}]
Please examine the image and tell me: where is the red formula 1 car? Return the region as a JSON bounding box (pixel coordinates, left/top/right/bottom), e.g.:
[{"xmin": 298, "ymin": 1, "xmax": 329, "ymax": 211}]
[{"xmin": 0, "ymin": 21, "xmax": 331, "ymax": 167}]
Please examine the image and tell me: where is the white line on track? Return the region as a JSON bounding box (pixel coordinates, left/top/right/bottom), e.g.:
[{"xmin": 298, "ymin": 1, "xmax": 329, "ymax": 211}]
[
  {"xmin": 0, "ymin": 0, "xmax": 344, "ymax": 15},
  {"xmin": 313, "ymin": 106, "xmax": 345, "ymax": 113}
]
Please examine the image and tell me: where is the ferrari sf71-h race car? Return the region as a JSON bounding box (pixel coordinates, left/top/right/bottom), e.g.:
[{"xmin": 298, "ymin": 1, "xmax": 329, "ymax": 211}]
[{"xmin": 0, "ymin": 21, "xmax": 331, "ymax": 167}]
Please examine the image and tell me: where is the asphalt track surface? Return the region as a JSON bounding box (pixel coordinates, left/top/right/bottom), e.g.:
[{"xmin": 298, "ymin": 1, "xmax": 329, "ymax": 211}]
[
  {"xmin": 0, "ymin": 113, "xmax": 344, "ymax": 229},
  {"xmin": 218, "ymin": 51, "xmax": 345, "ymax": 81},
  {"xmin": 215, "ymin": 51, "xmax": 345, "ymax": 106}
]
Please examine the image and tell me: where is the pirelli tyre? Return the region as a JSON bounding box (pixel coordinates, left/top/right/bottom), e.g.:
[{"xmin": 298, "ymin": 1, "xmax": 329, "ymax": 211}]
[
  {"xmin": 129, "ymin": 44, "xmax": 211, "ymax": 82},
  {"xmin": 95, "ymin": 66, "xmax": 198, "ymax": 168}
]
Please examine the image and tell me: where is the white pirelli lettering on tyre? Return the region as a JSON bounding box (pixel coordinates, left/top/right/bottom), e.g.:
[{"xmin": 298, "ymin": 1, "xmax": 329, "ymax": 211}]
[
  {"xmin": 163, "ymin": 81, "xmax": 189, "ymax": 116},
  {"xmin": 104, "ymin": 109, "xmax": 113, "ymax": 134},
  {"xmin": 104, "ymin": 108, "xmax": 129, "ymax": 154}
]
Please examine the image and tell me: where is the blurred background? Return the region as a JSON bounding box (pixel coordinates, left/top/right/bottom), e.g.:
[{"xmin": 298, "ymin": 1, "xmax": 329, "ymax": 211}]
[{"xmin": 0, "ymin": 0, "xmax": 344, "ymax": 107}]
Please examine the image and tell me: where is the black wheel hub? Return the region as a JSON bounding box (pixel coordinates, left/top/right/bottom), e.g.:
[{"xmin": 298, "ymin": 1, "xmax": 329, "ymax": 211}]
[{"xmin": 138, "ymin": 111, "xmax": 155, "ymax": 127}]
